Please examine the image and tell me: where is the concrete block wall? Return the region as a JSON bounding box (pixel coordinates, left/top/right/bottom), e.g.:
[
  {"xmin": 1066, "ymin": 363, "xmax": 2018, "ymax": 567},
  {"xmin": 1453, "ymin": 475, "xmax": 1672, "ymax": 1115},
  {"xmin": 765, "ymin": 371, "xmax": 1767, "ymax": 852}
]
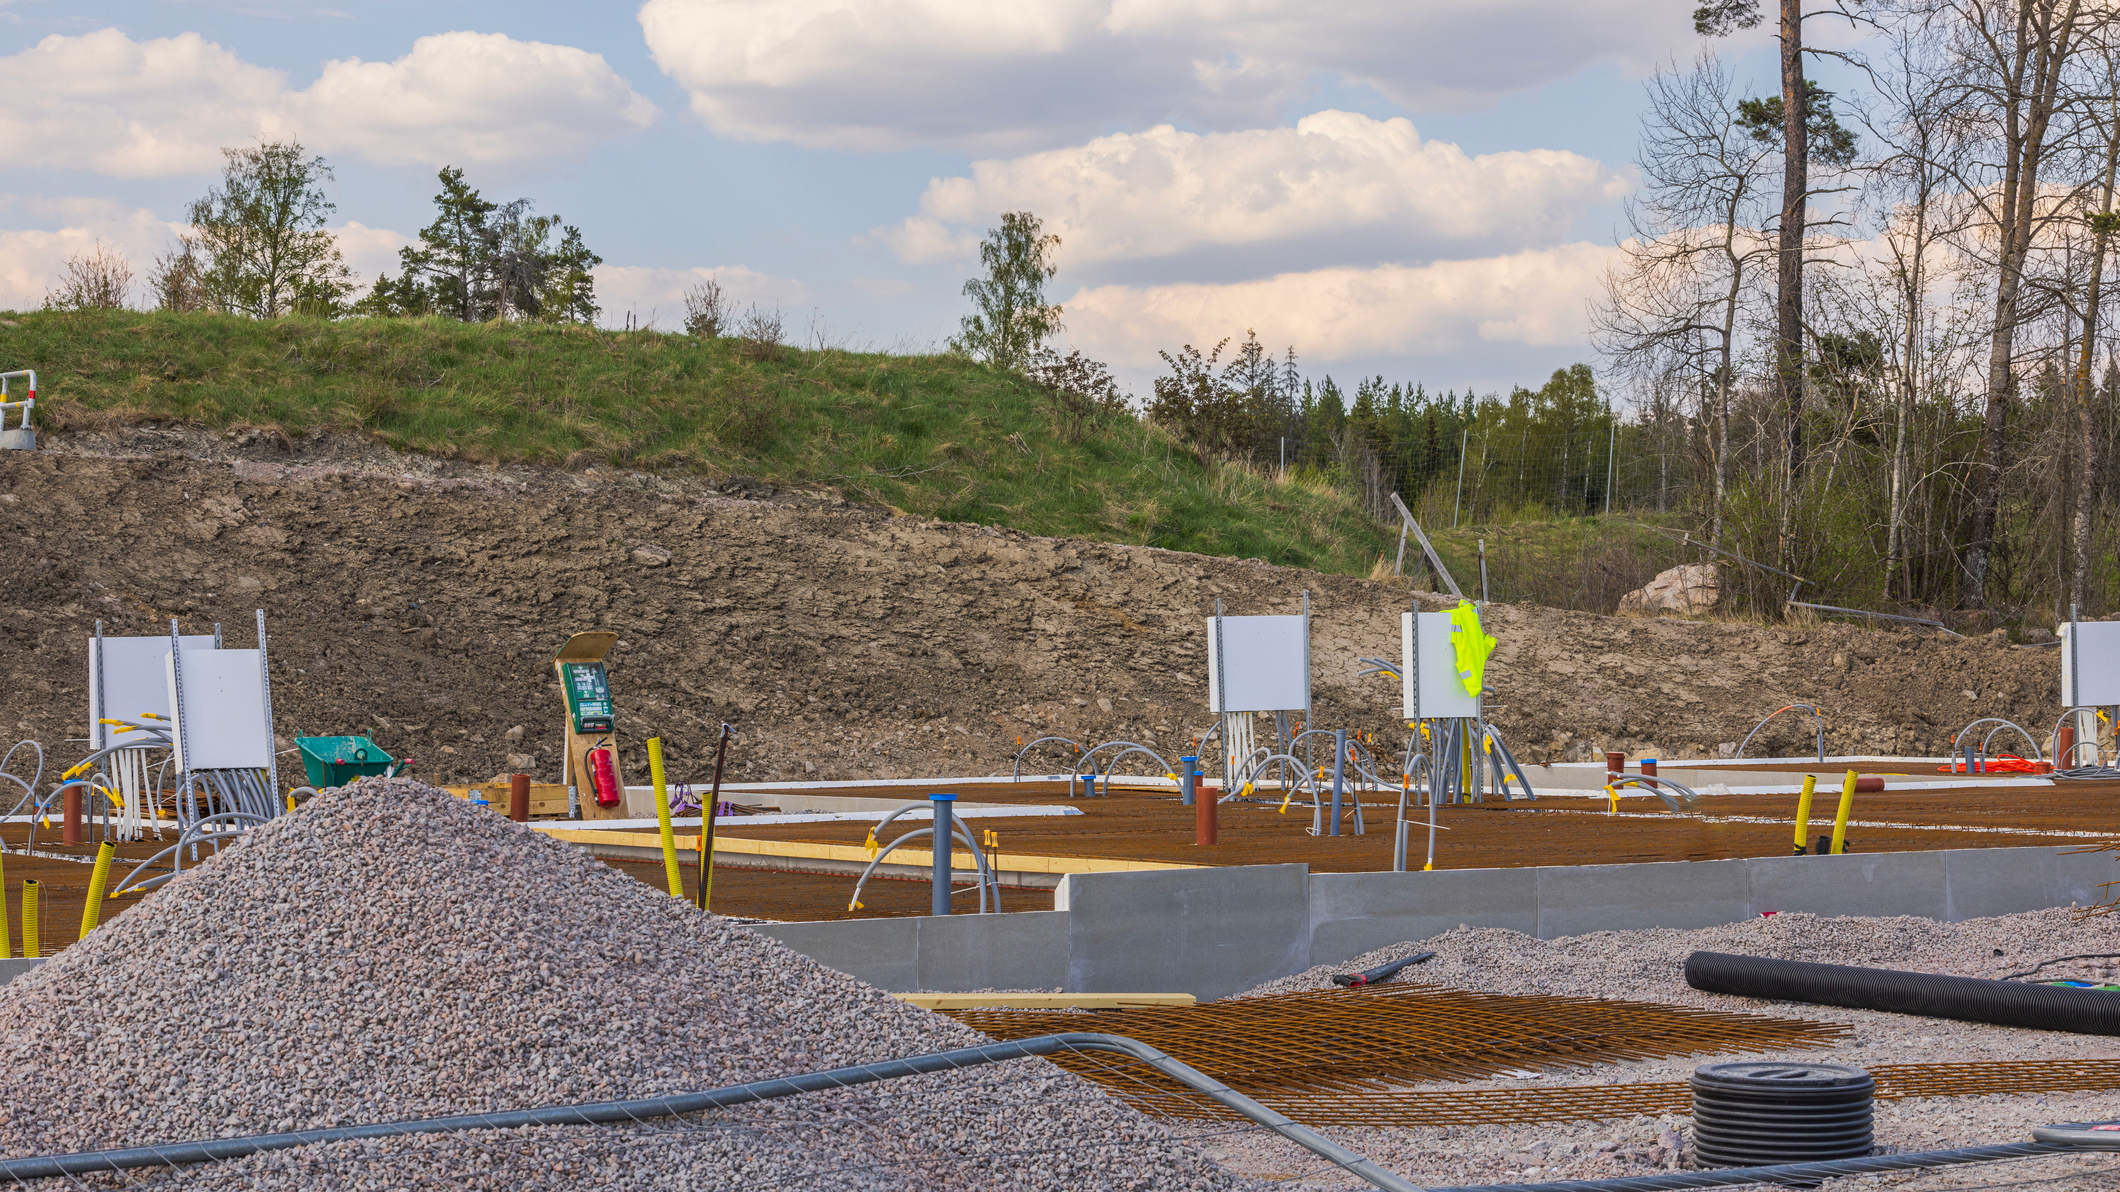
[{"xmin": 756, "ymin": 844, "xmax": 2120, "ymax": 1000}]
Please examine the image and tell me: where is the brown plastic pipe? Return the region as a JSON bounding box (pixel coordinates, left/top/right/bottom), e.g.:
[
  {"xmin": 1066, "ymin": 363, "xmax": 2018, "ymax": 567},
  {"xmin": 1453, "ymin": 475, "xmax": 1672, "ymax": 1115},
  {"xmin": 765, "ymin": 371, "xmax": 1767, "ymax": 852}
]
[
  {"xmin": 2059, "ymin": 724, "xmax": 2077, "ymax": 768},
  {"xmin": 1604, "ymin": 750, "xmax": 1625, "ymax": 784},
  {"xmin": 509, "ymin": 774, "xmax": 530, "ymax": 822},
  {"xmin": 62, "ymin": 786, "xmax": 81, "ymax": 847},
  {"xmin": 1196, "ymin": 775, "xmax": 1217, "ymax": 846}
]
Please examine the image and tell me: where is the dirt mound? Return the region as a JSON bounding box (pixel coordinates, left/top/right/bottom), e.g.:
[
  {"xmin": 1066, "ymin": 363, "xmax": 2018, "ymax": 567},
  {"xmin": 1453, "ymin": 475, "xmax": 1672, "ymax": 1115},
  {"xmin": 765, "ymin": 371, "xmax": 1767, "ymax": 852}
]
[
  {"xmin": 0, "ymin": 443, "xmax": 2064, "ymax": 789},
  {"xmin": 0, "ymin": 776, "xmax": 1245, "ymax": 1189}
]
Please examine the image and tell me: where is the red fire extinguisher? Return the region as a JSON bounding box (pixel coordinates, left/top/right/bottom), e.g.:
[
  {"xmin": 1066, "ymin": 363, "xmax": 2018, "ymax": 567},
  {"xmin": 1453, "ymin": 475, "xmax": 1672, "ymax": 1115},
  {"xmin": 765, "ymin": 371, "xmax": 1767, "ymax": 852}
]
[{"xmin": 590, "ymin": 746, "xmax": 621, "ymax": 808}]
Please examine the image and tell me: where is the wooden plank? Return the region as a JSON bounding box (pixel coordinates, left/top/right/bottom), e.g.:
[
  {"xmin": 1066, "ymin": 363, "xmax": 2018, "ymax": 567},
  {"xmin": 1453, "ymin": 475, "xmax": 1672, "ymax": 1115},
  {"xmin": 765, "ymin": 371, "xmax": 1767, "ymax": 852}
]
[
  {"xmin": 443, "ymin": 783, "xmax": 572, "ymax": 819},
  {"xmin": 534, "ymin": 827, "xmax": 1206, "ymax": 874},
  {"xmin": 895, "ymin": 992, "xmax": 1197, "ymax": 1010}
]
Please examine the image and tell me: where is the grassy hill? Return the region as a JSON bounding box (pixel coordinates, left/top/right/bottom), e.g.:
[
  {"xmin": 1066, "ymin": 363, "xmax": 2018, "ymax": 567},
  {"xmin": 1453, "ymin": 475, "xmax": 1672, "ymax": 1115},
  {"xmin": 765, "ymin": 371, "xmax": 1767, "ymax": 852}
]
[{"xmin": 7, "ymin": 310, "xmax": 1397, "ymax": 575}]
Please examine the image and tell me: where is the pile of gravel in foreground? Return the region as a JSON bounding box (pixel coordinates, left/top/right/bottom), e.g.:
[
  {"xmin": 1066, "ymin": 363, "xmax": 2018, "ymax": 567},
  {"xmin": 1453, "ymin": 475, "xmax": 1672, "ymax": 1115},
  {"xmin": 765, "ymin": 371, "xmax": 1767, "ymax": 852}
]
[{"xmin": 0, "ymin": 777, "xmax": 1253, "ymax": 1191}]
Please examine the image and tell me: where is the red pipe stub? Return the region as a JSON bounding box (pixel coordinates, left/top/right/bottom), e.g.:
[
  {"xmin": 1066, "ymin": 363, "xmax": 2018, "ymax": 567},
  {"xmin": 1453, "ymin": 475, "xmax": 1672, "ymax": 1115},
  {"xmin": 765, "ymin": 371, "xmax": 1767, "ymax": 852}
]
[
  {"xmin": 1604, "ymin": 750, "xmax": 1625, "ymax": 779},
  {"xmin": 62, "ymin": 786, "xmax": 82, "ymax": 847},
  {"xmin": 509, "ymin": 773, "xmax": 530, "ymax": 822}
]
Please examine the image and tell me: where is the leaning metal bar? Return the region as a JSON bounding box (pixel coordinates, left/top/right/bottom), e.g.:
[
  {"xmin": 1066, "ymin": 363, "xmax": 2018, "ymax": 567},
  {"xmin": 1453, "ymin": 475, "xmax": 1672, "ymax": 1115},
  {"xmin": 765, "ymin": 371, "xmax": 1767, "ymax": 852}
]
[
  {"xmin": 0, "ymin": 1033, "xmax": 1426, "ymax": 1191},
  {"xmin": 1785, "ymin": 600, "xmax": 1962, "ymax": 636}
]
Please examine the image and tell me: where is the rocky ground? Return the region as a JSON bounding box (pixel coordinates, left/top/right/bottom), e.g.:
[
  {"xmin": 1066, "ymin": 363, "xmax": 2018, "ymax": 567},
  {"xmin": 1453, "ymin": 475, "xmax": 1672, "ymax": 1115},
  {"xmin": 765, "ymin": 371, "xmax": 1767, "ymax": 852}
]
[{"xmin": 0, "ymin": 428, "xmax": 2068, "ymax": 793}]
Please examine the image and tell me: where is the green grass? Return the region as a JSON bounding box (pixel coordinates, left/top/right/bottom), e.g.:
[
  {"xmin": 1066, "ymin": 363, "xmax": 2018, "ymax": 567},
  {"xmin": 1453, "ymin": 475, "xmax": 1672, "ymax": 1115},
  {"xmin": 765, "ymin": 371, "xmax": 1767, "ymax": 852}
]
[{"xmin": 9, "ymin": 310, "xmax": 1395, "ymax": 575}]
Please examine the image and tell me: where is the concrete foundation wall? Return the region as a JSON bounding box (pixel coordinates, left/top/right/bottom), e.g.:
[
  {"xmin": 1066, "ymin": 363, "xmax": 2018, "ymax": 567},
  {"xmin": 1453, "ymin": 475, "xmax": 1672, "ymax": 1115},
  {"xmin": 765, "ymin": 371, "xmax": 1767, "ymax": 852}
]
[{"xmin": 755, "ymin": 844, "xmax": 2120, "ymax": 1000}]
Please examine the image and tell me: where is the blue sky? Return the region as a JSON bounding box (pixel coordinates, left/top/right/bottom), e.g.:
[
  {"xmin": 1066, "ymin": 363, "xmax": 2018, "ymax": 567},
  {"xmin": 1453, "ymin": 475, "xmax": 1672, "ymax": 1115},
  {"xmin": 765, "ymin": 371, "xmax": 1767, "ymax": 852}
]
[{"xmin": 0, "ymin": 1, "xmax": 1800, "ymax": 397}]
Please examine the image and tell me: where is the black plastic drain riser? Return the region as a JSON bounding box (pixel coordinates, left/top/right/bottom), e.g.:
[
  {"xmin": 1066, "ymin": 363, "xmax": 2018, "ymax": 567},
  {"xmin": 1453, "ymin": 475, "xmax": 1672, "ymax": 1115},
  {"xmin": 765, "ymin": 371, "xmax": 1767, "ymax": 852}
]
[{"xmin": 1685, "ymin": 951, "xmax": 2120, "ymax": 1035}]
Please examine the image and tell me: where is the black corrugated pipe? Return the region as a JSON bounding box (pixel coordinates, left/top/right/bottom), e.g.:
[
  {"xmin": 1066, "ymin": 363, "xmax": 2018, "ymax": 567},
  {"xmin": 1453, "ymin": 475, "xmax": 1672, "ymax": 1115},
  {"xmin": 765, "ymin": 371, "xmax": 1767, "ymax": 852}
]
[{"xmin": 1685, "ymin": 951, "xmax": 2120, "ymax": 1035}]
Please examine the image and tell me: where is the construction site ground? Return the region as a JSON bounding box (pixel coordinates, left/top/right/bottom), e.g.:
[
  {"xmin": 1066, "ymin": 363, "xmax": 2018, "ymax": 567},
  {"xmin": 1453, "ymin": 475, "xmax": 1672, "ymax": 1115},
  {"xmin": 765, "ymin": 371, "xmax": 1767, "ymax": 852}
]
[
  {"xmin": 0, "ymin": 439, "xmax": 2079, "ymax": 799},
  {"xmin": 698, "ymin": 778, "xmax": 2120, "ymax": 886}
]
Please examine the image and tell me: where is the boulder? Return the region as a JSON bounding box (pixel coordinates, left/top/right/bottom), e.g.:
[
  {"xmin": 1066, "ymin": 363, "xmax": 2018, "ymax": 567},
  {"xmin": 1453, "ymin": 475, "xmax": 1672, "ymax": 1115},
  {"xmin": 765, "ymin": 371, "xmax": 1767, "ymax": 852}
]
[{"xmin": 1619, "ymin": 562, "xmax": 1721, "ymax": 615}]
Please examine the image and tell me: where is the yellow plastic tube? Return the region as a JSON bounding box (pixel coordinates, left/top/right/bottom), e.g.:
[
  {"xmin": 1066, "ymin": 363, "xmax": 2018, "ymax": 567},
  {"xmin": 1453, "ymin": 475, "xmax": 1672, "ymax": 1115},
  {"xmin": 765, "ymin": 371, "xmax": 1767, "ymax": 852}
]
[
  {"xmin": 646, "ymin": 737, "xmax": 682, "ymax": 899},
  {"xmin": 79, "ymin": 841, "xmax": 114, "ymax": 939},
  {"xmin": 1792, "ymin": 774, "xmax": 1816, "ymax": 855},
  {"xmin": 21, "ymin": 880, "xmax": 39, "ymax": 958},
  {"xmin": 1831, "ymin": 770, "xmax": 1857, "ymax": 855},
  {"xmin": 1605, "ymin": 785, "xmax": 1618, "ymax": 815},
  {"xmin": 0, "ymin": 847, "xmax": 11, "ymax": 960}
]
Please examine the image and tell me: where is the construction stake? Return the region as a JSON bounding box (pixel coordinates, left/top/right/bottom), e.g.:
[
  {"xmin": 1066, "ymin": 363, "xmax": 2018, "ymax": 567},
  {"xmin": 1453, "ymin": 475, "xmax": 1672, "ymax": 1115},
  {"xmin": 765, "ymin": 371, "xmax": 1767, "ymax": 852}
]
[
  {"xmin": 699, "ymin": 723, "xmax": 731, "ymax": 912},
  {"xmin": 647, "ymin": 737, "xmax": 682, "ymax": 898}
]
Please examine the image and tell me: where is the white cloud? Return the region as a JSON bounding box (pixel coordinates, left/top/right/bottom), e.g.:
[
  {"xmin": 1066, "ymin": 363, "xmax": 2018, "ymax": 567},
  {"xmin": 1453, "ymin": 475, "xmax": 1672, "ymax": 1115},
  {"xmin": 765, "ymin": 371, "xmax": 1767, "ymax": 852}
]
[
  {"xmin": 639, "ymin": 0, "xmax": 1692, "ymax": 151},
  {"xmin": 591, "ymin": 264, "xmax": 815, "ymax": 329},
  {"xmin": 0, "ymin": 29, "xmax": 657, "ymax": 178},
  {"xmin": 1061, "ymin": 243, "xmax": 1619, "ymax": 365},
  {"xmin": 879, "ymin": 111, "xmax": 1630, "ymax": 269}
]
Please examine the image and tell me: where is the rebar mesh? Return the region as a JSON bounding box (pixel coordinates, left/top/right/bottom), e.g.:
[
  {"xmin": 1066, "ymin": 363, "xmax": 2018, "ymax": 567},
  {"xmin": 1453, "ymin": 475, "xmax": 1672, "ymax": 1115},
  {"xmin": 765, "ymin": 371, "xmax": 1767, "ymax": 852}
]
[
  {"xmin": 1070, "ymin": 1059, "xmax": 2120, "ymax": 1127},
  {"xmin": 946, "ymin": 984, "xmax": 1849, "ymax": 1099}
]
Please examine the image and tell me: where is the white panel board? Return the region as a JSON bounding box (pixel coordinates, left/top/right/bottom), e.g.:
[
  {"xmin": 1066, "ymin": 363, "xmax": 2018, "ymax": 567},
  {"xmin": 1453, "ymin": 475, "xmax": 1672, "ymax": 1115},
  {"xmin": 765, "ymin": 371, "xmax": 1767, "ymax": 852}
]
[
  {"xmin": 1205, "ymin": 615, "xmax": 1309, "ymax": 713},
  {"xmin": 2061, "ymin": 622, "xmax": 2120, "ymax": 706},
  {"xmin": 1401, "ymin": 611, "xmax": 1479, "ymax": 719},
  {"xmin": 166, "ymin": 649, "xmax": 272, "ymax": 771},
  {"xmin": 89, "ymin": 635, "xmax": 214, "ymax": 748}
]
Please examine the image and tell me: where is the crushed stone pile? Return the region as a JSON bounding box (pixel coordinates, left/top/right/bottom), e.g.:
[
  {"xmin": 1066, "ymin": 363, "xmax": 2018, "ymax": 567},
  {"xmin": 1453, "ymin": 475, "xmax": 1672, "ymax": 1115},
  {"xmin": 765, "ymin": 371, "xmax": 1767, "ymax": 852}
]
[{"xmin": 0, "ymin": 777, "xmax": 1253, "ymax": 1190}]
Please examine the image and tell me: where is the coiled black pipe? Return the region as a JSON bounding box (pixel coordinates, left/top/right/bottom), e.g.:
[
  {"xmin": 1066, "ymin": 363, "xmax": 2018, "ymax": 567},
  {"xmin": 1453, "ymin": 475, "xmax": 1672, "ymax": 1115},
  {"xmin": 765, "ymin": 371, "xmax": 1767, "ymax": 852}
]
[{"xmin": 1685, "ymin": 951, "xmax": 2120, "ymax": 1035}]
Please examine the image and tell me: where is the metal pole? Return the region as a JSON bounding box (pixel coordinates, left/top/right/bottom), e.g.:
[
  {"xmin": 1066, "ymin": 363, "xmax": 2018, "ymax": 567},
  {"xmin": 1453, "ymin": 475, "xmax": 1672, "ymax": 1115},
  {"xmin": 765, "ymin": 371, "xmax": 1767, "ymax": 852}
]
[
  {"xmin": 1452, "ymin": 429, "xmax": 1467, "ymax": 528},
  {"xmin": 1605, "ymin": 420, "xmax": 1617, "ymax": 513},
  {"xmin": 1279, "ymin": 436, "xmax": 1285, "ymax": 477},
  {"xmin": 930, "ymin": 793, "xmax": 955, "ymax": 917},
  {"xmin": 1478, "ymin": 538, "xmax": 1490, "ymax": 604},
  {"xmin": 255, "ymin": 609, "xmax": 279, "ymax": 806},
  {"xmin": 1329, "ymin": 729, "xmax": 1346, "ymax": 837}
]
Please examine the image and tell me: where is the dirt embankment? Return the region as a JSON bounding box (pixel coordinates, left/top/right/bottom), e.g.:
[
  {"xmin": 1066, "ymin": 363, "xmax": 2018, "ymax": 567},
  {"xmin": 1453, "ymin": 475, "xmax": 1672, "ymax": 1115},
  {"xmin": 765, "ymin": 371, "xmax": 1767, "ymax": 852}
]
[{"xmin": 0, "ymin": 436, "xmax": 2066, "ymax": 789}]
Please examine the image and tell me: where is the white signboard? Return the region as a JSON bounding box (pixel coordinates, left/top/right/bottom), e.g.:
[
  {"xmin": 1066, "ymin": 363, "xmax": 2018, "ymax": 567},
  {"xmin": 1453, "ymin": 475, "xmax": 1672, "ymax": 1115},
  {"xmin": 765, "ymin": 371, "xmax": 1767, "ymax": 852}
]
[
  {"xmin": 89, "ymin": 635, "xmax": 214, "ymax": 749},
  {"xmin": 167, "ymin": 649, "xmax": 272, "ymax": 771},
  {"xmin": 1205, "ymin": 615, "xmax": 1310, "ymax": 713},
  {"xmin": 1401, "ymin": 611, "xmax": 1479, "ymax": 719},
  {"xmin": 2062, "ymin": 621, "xmax": 2120, "ymax": 706}
]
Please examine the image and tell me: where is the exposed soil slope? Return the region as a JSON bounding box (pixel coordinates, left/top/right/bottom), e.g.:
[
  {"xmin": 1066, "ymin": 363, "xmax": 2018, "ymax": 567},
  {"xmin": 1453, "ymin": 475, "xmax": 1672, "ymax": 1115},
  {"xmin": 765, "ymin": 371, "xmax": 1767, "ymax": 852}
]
[{"xmin": 0, "ymin": 438, "xmax": 2065, "ymax": 790}]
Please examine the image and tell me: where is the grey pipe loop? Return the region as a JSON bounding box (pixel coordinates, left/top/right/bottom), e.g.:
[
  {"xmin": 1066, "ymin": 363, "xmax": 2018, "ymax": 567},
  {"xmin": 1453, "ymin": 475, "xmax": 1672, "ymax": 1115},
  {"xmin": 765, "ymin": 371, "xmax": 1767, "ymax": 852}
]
[
  {"xmin": 1009, "ymin": 736, "xmax": 1081, "ymax": 780},
  {"xmin": 1603, "ymin": 775, "xmax": 1701, "ymax": 814},
  {"xmin": 1067, "ymin": 740, "xmax": 1154, "ymax": 784},
  {"xmin": 2050, "ymin": 708, "xmax": 2105, "ymax": 768},
  {"xmin": 113, "ymin": 811, "xmax": 271, "ymax": 895},
  {"xmin": 1425, "ymin": 1142, "xmax": 2059, "ymax": 1192},
  {"xmin": 1735, "ymin": 704, "xmax": 1825, "ymax": 763},
  {"xmin": 1951, "ymin": 717, "xmax": 2043, "ymax": 763},
  {"xmin": 845, "ymin": 822, "xmax": 1001, "ymax": 914},
  {"xmin": 0, "ymin": 1032, "xmax": 1426, "ymax": 1191},
  {"xmin": 1231, "ymin": 755, "xmax": 1326, "ymax": 808},
  {"xmin": 1087, "ymin": 743, "xmax": 1175, "ymax": 786}
]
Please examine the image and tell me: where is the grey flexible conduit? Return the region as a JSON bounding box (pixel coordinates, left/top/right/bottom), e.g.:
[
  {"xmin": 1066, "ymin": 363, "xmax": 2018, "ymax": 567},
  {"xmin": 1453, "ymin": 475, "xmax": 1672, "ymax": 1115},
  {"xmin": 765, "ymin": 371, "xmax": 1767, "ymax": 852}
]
[
  {"xmin": 0, "ymin": 1032, "xmax": 1424, "ymax": 1192},
  {"xmin": 1426, "ymin": 1142, "xmax": 2061, "ymax": 1192}
]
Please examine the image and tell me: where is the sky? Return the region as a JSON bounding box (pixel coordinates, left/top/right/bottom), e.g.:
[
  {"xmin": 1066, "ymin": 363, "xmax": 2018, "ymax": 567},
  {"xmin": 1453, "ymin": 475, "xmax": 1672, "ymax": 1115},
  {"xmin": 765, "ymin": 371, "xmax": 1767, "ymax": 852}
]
[{"xmin": 0, "ymin": 0, "xmax": 1797, "ymax": 397}]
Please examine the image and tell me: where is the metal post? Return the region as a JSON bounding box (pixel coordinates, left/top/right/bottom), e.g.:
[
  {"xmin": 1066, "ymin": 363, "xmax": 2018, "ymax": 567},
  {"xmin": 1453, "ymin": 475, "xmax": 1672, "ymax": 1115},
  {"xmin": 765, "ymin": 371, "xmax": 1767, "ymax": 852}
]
[
  {"xmin": 255, "ymin": 610, "xmax": 279, "ymax": 806},
  {"xmin": 1279, "ymin": 436, "xmax": 1286, "ymax": 477},
  {"xmin": 1180, "ymin": 755, "xmax": 1198, "ymax": 807},
  {"xmin": 1605, "ymin": 420, "xmax": 1616, "ymax": 513},
  {"xmin": 930, "ymin": 793, "xmax": 955, "ymax": 917},
  {"xmin": 1478, "ymin": 538, "xmax": 1490, "ymax": 604},
  {"xmin": 700, "ymin": 723, "xmax": 731, "ymax": 912},
  {"xmin": 1329, "ymin": 729, "xmax": 1346, "ymax": 837},
  {"xmin": 1452, "ymin": 429, "xmax": 1467, "ymax": 528}
]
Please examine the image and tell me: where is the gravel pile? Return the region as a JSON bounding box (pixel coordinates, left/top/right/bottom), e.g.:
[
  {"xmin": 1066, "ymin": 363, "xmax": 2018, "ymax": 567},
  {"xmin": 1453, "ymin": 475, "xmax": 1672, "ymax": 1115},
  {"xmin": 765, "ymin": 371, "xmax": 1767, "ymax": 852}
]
[
  {"xmin": 1209, "ymin": 911, "xmax": 2120, "ymax": 1188},
  {"xmin": 0, "ymin": 777, "xmax": 1254, "ymax": 1190}
]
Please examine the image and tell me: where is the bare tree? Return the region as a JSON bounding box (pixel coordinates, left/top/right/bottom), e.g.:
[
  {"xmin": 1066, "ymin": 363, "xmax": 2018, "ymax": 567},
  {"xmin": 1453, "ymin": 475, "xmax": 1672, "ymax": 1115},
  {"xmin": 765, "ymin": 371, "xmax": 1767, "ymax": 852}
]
[
  {"xmin": 2068, "ymin": 47, "xmax": 2120, "ymax": 615},
  {"xmin": 147, "ymin": 239, "xmax": 211, "ymax": 313},
  {"xmin": 683, "ymin": 278, "xmax": 727, "ymax": 338},
  {"xmin": 43, "ymin": 242, "xmax": 134, "ymax": 310},
  {"xmin": 1927, "ymin": 0, "xmax": 2114, "ymax": 606},
  {"xmin": 1594, "ymin": 53, "xmax": 1780, "ymax": 545}
]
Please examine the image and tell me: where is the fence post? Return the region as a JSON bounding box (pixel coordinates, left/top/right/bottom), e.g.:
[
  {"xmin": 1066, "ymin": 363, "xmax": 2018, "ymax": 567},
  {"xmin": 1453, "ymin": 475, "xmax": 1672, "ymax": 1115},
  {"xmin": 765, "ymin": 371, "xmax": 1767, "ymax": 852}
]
[
  {"xmin": 1279, "ymin": 436, "xmax": 1286, "ymax": 478},
  {"xmin": 1452, "ymin": 429, "xmax": 1467, "ymax": 529},
  {"xmin": 1605, "ymin": 421, "xmax": 1616, "ymax": 514}
]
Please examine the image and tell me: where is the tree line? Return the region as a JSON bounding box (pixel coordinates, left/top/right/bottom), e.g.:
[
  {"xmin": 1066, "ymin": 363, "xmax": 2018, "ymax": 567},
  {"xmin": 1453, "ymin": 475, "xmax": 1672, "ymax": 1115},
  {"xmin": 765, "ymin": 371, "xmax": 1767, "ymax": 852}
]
[
  {"xmin": 43, "ymin": 139, "xmax": 603, "ymax": 326},
  {"xmin": 1597, "ymin": 0, "xmax": 2120, "ymax": 623}
]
